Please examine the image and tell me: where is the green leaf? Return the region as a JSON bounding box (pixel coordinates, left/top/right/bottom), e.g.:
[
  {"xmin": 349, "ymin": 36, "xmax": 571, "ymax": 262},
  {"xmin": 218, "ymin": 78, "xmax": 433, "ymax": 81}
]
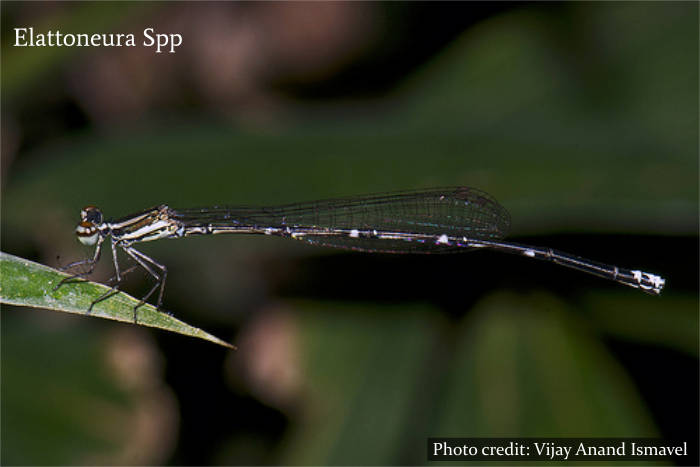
[{"xmin": 0, "ymin": 251, "xmax": 235, "ymax": 349}]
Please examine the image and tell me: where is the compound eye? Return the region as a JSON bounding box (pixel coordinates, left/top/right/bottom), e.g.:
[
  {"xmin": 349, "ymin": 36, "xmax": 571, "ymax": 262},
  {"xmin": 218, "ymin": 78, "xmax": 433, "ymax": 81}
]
[
  {"xmin": 75, "ymin": 221, "xmax": 99, "ymax": 246},
  {"xmin": 80, "ymin": 205, "xmax": 103, "ymax": 225}
]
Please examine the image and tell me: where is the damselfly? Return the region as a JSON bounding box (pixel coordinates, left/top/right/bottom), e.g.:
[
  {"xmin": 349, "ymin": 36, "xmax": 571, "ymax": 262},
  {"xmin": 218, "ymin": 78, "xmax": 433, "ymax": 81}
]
[{"xmin": 57, "ymin": 187, "xmax": 665, "ymax": 317}]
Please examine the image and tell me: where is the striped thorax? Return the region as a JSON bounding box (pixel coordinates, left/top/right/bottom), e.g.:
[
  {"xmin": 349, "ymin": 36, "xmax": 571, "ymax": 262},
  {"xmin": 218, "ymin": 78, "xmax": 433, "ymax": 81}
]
[{"xmin": 108, "ymin": 205, "xmax": 177, "ymax": 244}]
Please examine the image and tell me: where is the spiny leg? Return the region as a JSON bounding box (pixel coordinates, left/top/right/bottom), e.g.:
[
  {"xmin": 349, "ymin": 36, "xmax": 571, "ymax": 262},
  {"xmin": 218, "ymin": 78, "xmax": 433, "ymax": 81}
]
[
  {"xmin": 86, "ymin": 265, "xmax": 141, "ymax": 312},
  {"xmin": 128, "ymin": 247, "xmax": 168, "ymax": 310},
  {"xmin": 87, "ymin": 288, "xmax": 122, "ymax": 313},
  {"xmin": 87, "ymin": 243, "xmax": 146, "ymax": 313},
  {"xmin": 104, "ymin": 264, "xmax": 139, "ymax": 286},
  {"xmin": 93, "ymin": 239, "xmax": 132, "ymax": 287},
  {"xmin": 87, "ymin": 240, "xmax": 129, "ymax": 313},
  {"xmin": 120, "ymin": 246, "xmax": 166, "ymax": 323},
  {"xmin": 58, "ymin": 257, "xmax": 93, "ymax": 272},
  {"xmin": 53, "ymin": 238, "xmax": 104, "ymax": 291}
]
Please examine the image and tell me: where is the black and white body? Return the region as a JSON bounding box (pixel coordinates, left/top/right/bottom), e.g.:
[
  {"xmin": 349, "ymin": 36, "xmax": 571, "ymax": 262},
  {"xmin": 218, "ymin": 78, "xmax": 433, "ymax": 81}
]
[{"xmin": 60, "ymin": 187, "xmax": 665, "ymax": 316}]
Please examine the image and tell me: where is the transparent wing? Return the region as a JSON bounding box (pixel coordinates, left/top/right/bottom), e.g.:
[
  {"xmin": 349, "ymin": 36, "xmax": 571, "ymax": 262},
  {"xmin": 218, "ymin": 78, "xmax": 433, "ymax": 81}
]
[{"xmin": 171, "ymin": 187, "xmax": 511, "ymax": 253}]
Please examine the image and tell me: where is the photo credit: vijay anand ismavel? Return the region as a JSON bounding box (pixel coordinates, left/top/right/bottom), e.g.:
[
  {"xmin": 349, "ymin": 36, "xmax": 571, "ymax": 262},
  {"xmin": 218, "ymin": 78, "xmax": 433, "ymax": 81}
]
[
  {"xmin": 428, "ymin": 438, "xmax": 693, "ymax": 462},
  {"xmin": 13, "ymin": 27, "xmax": 182, "ymax": 53}
]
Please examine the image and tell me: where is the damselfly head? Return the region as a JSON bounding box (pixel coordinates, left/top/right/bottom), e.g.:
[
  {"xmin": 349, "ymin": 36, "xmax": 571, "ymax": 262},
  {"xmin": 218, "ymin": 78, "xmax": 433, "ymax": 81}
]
[
  {"xmin": 76, "ymin": 206, "xmax": 102, "ymax": 246},
  {"xmin": 80, "ymin": 205, "xmax": 103, "ymax": 225}
]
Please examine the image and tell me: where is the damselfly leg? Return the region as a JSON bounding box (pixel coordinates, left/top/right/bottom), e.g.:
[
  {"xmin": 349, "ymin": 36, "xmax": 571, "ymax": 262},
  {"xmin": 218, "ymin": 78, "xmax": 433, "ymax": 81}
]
[
  {"xmin": 121, "ymin": 245, "xmax": 168, "ymax": 319},
  {"xmin": 54, "ymin": 236, "xmax": 105, "ymax": 290},
  {"xmin": 56, "ymin": 236, "xmax": 166, "ymax": 322}
]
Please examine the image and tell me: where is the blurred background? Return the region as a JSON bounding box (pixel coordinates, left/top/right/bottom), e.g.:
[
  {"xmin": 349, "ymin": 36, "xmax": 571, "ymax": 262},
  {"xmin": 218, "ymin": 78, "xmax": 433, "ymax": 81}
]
[{"xmin": 1, "ymin": 2, "xmax": 698, "ymax": 465}]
